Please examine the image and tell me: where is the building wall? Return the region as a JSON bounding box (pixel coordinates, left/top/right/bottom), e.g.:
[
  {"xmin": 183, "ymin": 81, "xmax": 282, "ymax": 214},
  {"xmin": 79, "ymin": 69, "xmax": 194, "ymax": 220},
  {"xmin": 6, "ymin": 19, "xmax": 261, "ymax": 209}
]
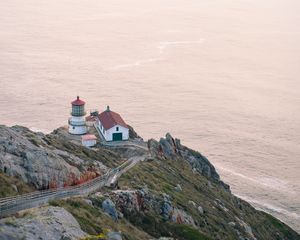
[
  {"xmin": 82, "ymin": 139, "xmax": 96, "ymax": 147},
  {"xmin": 97, "ymin": 121, "xmax": 129, "ymax": 141},
  {"xmin": 69, "ymin": 125, "xmax": 87, "ymax": 135},
  {"xmin": 86, "ymin": 120, "xmax": 95, "ymax": 127},
  {"xmin": 69, "ymin": 116, "xmax": 87, "ymax": 135}
]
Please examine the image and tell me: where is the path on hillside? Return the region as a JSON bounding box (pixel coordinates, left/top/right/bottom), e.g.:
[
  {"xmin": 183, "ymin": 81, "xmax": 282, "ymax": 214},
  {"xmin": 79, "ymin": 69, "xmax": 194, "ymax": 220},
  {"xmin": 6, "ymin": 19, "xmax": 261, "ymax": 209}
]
[
  {"xmin": 107, "ymin": 155, "xmax": 145, "ymax": 186},
  {"xmin": 0, "ymin": 154, "xmax": 148, "ymax": 218}
]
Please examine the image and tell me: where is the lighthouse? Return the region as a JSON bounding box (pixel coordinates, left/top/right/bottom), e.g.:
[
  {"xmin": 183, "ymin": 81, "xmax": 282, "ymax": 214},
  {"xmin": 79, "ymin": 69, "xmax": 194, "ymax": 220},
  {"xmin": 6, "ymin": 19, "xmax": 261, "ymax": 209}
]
[{"xmin": 68, "ymin": 96, "xmax": 87, "ymax": 135}]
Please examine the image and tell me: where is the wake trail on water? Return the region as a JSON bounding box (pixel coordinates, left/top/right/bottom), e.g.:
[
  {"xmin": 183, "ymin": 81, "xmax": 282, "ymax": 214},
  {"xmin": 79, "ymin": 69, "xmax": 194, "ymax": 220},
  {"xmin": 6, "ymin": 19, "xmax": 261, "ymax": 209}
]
[{"xmin": 107, "ymin": 39, "xmax": 206, "ymax": 70}]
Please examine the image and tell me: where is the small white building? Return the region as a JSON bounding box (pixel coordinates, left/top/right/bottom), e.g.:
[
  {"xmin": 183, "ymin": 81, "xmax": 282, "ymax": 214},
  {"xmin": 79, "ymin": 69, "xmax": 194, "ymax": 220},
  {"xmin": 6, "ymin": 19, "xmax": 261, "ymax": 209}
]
[
  {"xmin": 68, "ymin": 96, "xmax": 87, "ymax": 135},
  {"xmin": 81, "ymin": 134, "xmax": 97, "ymax": 147},
  {"xmin": 97, "ymin": 106, "xmax": 129, "ymax": 141}
]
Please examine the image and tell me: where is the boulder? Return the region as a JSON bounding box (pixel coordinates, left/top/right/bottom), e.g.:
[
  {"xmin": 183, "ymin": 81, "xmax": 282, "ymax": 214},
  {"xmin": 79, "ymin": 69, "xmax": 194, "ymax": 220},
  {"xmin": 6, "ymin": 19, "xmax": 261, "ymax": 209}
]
[
  {"xmin": 83, "ymin": 199, "xmax": 93, "ymax": 206},
  {"xmin": 198, "ymin": 205, "xmax": 204, "ymax": 215},
  {"xmin": 111, "ymin": 189, "xmax": 155, "ymax": 213},
  {"xmin": 147, "ymin": 133, "xmax": 229, "ymax": 190},
  {"xmin": 228, "ymin": 222, "xmax": 236, "ymax": 227},
  {"xmin": 170, "ymin": 208, "xmax": 195, "ymax": 226},
  {"xmin": 174, "ymin": 184, "xmax": 182, "ymax": 192},
  {"xmin": 0, "ymin": 206, "xmax": 86, "ymax": 240},
  {"xmin": 102, "ymin": 198, "xmax": 118, "ymax": 221},
  {"xmin": 188, "ymin": 200, "xmax": 196, "ymax": 208},
  {"xmin": 128, "ymin": 125, "xmax": 142, "ymax": 140},
  {"xmin": 0, "ymin": 126, "xmax": 81, "ymax": 189},
  {"xmin": 107, "ymin": 232, "xmax": 122, "ymax": 240},
  {"xmin": 161, "ymin": 201, "xmax": 173, "ymax": 220},
  {"xmin": 0, "ymin": 125, "xmax": 109, "ymax": 190}
]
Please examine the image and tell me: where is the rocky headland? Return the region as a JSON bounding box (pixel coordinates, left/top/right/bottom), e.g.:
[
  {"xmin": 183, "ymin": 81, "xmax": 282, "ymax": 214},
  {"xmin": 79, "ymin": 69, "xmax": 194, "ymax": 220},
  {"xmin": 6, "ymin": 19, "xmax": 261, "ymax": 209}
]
[{"xmin": 0, "ymin": 124, "xmax": 299, "ymax": 240}]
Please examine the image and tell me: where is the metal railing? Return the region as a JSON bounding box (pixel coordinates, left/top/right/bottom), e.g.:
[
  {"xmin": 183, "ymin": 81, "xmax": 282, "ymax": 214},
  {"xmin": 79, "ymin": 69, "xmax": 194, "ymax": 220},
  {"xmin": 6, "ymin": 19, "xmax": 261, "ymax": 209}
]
[{"xmin": 0, "ymin": 159, "xmax": 131, "ymax": 217}]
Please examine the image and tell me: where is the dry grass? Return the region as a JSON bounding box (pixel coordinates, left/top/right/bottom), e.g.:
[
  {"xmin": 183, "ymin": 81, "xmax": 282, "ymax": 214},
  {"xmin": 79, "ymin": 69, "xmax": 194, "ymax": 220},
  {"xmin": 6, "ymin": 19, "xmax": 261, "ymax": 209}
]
[{"xmin": 0, "ymin": 172, "xmax": 35, "ymax": 198}]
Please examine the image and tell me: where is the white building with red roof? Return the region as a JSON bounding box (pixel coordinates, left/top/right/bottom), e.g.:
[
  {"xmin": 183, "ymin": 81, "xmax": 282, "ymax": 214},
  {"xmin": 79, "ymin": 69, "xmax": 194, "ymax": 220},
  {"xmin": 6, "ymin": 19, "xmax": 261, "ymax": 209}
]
[
  {"xmin": 81, "ymin": 134, "xmax": 97, "ymax": 147},
  {"xmin": 97, "ymin": 106, "xmax": 129, "ymax": 141},
  {"xmin": 68, "ymin": 96, "xmax": 87, "ymax": 135}
]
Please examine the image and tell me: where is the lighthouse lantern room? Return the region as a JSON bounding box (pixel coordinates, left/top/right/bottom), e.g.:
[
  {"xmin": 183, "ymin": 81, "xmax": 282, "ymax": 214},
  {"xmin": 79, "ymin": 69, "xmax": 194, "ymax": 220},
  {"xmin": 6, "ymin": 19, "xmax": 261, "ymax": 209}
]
[{"xmin": 68, "ymin": 96, "xmax": 87, "ymax": 135}]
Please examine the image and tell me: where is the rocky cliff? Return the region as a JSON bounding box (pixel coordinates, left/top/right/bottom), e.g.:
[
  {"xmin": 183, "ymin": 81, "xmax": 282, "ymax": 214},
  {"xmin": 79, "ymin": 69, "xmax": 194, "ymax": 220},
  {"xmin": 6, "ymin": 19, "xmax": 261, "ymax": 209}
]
[
  {"xmin": 0, "ymin": 125, "xmax": 299, "ymax": 240},
  {"xmin": 0, "ymin": 206, "xmax": 86, "ymax": 240},
  {"xmin": 0, "ymin": 125, "xmax": 122, "ymax": 190}
]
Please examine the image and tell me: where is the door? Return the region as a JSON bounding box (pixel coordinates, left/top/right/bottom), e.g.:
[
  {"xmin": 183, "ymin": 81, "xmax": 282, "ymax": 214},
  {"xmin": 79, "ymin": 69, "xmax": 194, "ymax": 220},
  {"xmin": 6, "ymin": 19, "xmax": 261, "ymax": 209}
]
[{"xmin": 112, "ymin": 132, "xmax": 123, "ymax": 141}]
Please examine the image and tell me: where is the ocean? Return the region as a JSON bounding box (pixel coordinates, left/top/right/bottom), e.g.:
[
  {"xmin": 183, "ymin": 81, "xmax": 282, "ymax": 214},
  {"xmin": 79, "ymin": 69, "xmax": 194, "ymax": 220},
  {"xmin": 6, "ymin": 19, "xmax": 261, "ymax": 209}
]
[{"xmin": 0, "ymin": 0, "xmax": 299, "ymax": 232}]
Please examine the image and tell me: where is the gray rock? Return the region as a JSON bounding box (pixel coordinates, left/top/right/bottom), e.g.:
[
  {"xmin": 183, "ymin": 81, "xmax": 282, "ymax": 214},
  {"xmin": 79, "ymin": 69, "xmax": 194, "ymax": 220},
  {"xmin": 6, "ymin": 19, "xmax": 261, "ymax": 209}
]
[
  {"xmin": 128, "ymin": 124, "xmax": 142, "ymax": 140},
  {"xmin": 10, "ymin": 184, "xmax": 18, "ymax": 193},
  {"xmin": 107, "ymin": 232, "xmax": 122, "ymax": 240},
  {"xmin": 0, "ymin": 206, "xmax": 86, "ymax": 240},
  {"xmin": 215, "ymin": 199, "xmax": 229, "ymax": 212},
  {"xmin": 102, "ymin": 198, "xmax": 118, "ymax": 221},
  {"xmin": 168, "ymin": 206, "xmax": 195, "ymax": 226},
  {"xmin": 228, "ymin": 221, "xmax": 236, "ymax": 227},
  {"xmin": 0, "ymin": 126, "xmax": 83, "ymax": 189},
  {"xmin": 175, "ymin": 184, "xmax": 182, "ymax": 192},
  {"xmin": 148, "ymin": 133, "xmax": 230, "ymax": 191},
  {"xmin": 159, "ymin": 138, "xmax": 174, "ymax": 157},
  {"xmin": 84, "ymin": 199, "xmax": 93, "ymax": 206},
  {"xmin": 235, "ymin": 217, "xmax": 257, "ymax": 240},
  {"xmin": 188, "ymin": 200, "xmax": 196, "ymax": 207},
  {"xmin": 162, "ymin": 193, "xmax": 171, "ymax": 201},
  {"xmin": 161, "ymin": 201, "xmax": 173, "ymax": 220},
  {"xmin": 198, "ymin": 205, "xmax": 204, "ymax": 214},
  {"xmin": 147, "ymin": 139, "xmax": 160, "ymax": 157}
]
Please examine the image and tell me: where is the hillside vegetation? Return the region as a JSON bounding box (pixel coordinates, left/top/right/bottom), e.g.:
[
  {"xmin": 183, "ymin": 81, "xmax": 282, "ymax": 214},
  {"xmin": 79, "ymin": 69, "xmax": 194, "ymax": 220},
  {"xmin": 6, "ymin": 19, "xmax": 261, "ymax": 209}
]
[
  {"xmin": 0, "ymin": 126, "xmax": 299, "ymax": 240},
  {"xmin": 118, "ymin": 157, "xmax": 297, "ymax": 239},
  {"xmin": 0, "ymin": 172, "xmax": 34, "ymax": 198}
]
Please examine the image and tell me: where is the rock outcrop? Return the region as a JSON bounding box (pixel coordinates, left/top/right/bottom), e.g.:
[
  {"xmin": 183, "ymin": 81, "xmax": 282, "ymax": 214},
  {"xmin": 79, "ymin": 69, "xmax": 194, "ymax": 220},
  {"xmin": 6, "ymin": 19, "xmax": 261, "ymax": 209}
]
[
  {"xmin": 0, "ymin": 125, "xmax": 299, "ymax": 240},
  {"xmin": 148, "ymin": 133, "xmax": 230, "ymax": 191},
  {"xmin": 0, "ymin": 125, "xmax": 80, "ymax": 189},
  {"xmin": 128, "ymin": 125, "xmax": 143, "ymax": 140},
  {"xmin": 0, "ymin": 206, "xmax": 86, "ymax": 240},
  {"xmin": 0, "ymin": 125, "xmax": 116, "ymax": 189},
  {"xmin": 102, "ymin": 198, "xmax": 118, "ymax": 221},
  {"xmin": 99, "ymin": 189, "xmax": 196, "ymax": 228}
]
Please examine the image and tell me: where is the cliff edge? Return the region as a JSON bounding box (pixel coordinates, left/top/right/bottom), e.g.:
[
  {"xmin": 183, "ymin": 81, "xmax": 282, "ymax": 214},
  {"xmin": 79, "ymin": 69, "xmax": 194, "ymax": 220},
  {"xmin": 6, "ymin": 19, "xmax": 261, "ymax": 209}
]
[{"xmin": 0, "ymin": 125, "xmax": 299, "ymax": 240}]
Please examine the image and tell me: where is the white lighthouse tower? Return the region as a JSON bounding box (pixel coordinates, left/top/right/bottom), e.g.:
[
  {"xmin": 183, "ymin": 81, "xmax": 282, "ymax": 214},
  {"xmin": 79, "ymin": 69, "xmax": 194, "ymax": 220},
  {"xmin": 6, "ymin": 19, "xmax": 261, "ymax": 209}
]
[{"xmin": 68, "ymin": 96, "xmax": 87, "ymax": 135}]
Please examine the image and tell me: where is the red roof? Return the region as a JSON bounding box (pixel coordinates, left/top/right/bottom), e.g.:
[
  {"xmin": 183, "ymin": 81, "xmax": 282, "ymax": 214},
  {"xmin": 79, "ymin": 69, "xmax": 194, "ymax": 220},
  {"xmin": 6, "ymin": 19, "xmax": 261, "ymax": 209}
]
[
  {"xmin": 71, "ymin": 96, "xmax": 85, "ymax": 106},
  {"xmin": 86, "ymin": 115, "xmax": 97, "ymax": 122},
  {"xmin": 98, "ymin": 108, "xmax": 128, "ymax": 130},
  {"xmin": 82, "ymin": 134, "xmax": 97, "ymax": 141}
]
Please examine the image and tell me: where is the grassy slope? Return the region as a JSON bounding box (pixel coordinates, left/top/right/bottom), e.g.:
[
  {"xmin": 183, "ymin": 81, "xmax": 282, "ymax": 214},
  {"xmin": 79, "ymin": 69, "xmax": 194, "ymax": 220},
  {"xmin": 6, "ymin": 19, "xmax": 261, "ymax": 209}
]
[
  {"xmin": 0, "ymin": 172, "xmax": 34, "ymax": 198},
  {"xmin": 43, "ymin": 133, "xmax": 124, "ymax": 168},
  {"xmin": 50, "ymin": 197, "xmax": 210, "ymax": 240},
  {"xmin": 118, "ymin": 158, "xmax": 299, "ymax": 240},
  {"xmin": 50, "ymin": 198, "xmax": 151, "ymax": 240},
  {"xmin": 20, "ymin": 126, "xmax": 124, "ymax": 169}
]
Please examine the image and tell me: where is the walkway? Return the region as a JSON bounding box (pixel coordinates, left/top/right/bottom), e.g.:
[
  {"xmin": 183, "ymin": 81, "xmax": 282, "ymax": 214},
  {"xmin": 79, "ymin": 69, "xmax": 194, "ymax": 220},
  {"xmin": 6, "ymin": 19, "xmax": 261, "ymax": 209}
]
[{"xmin": 0, "ymin": 155, "xmax": 146, "ymax": 217}]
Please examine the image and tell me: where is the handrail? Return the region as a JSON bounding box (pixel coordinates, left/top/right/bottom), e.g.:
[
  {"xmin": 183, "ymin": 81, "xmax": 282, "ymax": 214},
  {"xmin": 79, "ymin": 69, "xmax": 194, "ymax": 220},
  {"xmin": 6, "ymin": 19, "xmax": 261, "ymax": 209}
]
[
  {"xmin": 0, "ymin": 158, "xmax": 133, "ymax": 217},
  {"xmin": 0, "ymin": 171, "xmax": 113, "ymax": 205}
]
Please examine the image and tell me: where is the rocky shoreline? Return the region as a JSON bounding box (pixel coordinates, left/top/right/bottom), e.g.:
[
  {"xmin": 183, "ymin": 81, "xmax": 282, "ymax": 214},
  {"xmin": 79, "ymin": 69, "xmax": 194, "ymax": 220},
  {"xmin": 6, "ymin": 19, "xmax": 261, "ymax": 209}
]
[{"xmin": 0, "ymin": 124, "xmax": 299, "ymax": 240}]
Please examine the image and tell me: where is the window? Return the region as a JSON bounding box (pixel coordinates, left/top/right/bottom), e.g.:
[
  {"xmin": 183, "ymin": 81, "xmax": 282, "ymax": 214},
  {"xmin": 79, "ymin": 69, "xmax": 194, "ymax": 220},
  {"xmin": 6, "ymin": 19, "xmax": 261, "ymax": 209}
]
[
  {"xmin": 116, "ymin": 127, "xmax": 119, "ymax": 131},
  {"xmin": 72, "ymin": 105, "xmax": 84, "ymax": 116}
]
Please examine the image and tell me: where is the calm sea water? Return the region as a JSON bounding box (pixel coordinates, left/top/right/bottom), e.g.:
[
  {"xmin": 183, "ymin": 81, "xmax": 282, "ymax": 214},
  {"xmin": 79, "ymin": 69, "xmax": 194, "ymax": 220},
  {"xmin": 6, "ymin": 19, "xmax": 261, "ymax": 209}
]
[{"xmin": 0, "ymin": 0, "xmax": 299, "ymax": 232}]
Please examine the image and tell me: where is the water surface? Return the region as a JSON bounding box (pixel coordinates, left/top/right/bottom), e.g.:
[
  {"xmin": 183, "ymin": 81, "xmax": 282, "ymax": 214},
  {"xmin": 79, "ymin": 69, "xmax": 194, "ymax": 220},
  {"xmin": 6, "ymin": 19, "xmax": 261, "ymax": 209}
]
[{"xmin": 0, "ymin": 0, "xmax": 299, "ymax": 232}]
